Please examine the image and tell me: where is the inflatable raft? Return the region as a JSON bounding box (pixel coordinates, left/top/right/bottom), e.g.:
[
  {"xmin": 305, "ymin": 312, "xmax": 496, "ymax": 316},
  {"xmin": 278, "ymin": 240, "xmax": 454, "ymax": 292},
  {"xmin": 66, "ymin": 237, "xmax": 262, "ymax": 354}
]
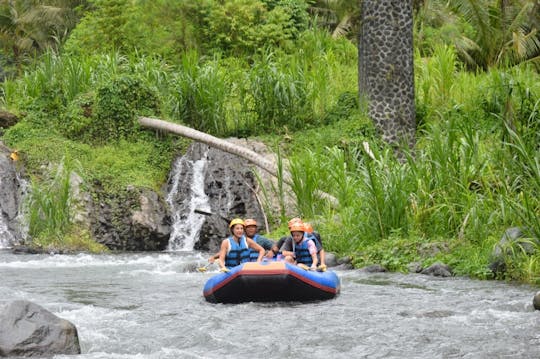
[{"xmin": 203, "ymin": 261, "xmax": 340, "ymax": 303}]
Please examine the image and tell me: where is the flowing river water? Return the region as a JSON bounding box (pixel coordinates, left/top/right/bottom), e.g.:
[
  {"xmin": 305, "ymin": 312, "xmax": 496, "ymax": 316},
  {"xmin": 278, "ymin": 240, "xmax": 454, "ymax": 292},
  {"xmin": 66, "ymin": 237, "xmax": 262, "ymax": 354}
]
[{"xmin": 1, "ymin": 250, "xmax": 539, "ymax": 358}]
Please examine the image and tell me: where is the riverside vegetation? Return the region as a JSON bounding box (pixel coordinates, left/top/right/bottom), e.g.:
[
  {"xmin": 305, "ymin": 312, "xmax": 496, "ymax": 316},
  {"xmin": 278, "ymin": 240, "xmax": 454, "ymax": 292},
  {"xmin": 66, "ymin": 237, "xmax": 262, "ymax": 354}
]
[{"xmin": 0, "ymin": 1, "xmax": 538, "ymax": 283}]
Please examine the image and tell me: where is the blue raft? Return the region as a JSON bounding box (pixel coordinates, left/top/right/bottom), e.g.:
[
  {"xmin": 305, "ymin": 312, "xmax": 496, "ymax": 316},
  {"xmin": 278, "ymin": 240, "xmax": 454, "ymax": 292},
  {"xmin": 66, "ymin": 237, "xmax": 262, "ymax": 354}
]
[{"xmin": 203, "ymin": 261, "xmax": 340, "ymax": 303}]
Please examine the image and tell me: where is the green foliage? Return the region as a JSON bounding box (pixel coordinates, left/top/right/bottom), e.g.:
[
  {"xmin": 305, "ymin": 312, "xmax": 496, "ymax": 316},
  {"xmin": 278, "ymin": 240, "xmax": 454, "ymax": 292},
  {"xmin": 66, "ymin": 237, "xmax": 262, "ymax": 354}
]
[
  {"xmin": 169, "ymin": 53, "xmax": 228, "ymax": 135},
  {"xmin": 91, "ymin": 75, "xmax": 160, "ymax": 143},
  {"xmin": 244, "ymin": 54, "xmax": 311, "ymax": 131},
  {"xmin": 202, "ymin": 0, "xmax": 302, "ymax": 56}
]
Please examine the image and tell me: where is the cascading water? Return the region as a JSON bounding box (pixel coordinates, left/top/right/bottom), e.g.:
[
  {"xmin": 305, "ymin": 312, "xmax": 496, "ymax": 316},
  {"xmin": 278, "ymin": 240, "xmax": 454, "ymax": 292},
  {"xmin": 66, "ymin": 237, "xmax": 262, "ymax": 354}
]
[
  {"xmin": 0, "ymin": 218, "xmax": 15, "ymax": 248},
  {"xmin": 166, "ymin": 150, "xmax": 210, "ymax": 251}
]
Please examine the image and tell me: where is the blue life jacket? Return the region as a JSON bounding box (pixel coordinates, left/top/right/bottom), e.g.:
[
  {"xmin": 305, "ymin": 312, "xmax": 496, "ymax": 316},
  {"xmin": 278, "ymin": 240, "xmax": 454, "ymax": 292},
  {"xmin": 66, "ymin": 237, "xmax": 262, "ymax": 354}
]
[
  {"xmin": 305, "ymin": 233, "xmax": 322, "ymax": 252},
  {"xmin": 225, "ymin": 235, "xmax": 250, "ymax": 268},
  {"xmin": 249, "ymin": 234, "xmax": 262, "ymax": 261},
  {"xmin": 293, "ymin": 238, "xmax": 314, "ymax": 266}
]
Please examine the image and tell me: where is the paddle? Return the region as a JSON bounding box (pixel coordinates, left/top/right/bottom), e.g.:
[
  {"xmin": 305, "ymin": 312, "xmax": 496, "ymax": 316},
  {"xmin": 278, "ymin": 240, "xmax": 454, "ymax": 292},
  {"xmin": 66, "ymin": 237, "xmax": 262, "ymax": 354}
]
[{"xmin": 196, "ymin": 262, "xmax": 214, "ymax": 272}]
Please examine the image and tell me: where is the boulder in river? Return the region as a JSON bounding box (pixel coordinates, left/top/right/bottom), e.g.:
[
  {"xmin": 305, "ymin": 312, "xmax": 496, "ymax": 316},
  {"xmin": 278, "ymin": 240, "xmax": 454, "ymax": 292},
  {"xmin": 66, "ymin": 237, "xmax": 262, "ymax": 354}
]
[
  {"xmin": 533, "ymin": 291, "xmax": 540, "ymax": 311},
  {"xmin": 420, "ymin": 262, "xmax": 453, "ymax": 277},
  {"xmin": 0, "ymin": 300, "xmax": 81, "ymax": 357}
]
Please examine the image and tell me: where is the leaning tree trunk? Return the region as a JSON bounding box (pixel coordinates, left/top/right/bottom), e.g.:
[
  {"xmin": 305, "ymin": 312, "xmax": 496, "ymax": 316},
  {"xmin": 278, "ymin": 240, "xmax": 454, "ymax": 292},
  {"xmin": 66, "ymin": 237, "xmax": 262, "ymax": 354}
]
[
  {"xmin": 138, "ymin": 117, "xmax": 338, "ymax": 206},
  {"xmin": 358, "ymin": 0, "xmax": 416, "ymax": 151}
]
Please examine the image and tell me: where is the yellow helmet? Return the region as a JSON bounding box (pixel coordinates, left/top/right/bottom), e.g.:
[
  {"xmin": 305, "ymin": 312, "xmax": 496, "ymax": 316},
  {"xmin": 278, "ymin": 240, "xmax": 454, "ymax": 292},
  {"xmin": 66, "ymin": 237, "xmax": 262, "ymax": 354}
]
[
  {"xmin": 229, "ymin": 218, "xmax": 245, "ymax": 228},
  {"xmin": 244, "ymin": 219, "xmax": 257, "ymax": 227}
]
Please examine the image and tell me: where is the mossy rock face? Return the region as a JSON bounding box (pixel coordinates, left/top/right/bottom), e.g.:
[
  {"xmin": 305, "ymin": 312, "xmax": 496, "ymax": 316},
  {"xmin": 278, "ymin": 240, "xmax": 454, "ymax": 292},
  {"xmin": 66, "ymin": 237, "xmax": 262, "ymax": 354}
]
[{"xmin": 89, "ymin": 185, "xmax": 170, "ymax": 251}]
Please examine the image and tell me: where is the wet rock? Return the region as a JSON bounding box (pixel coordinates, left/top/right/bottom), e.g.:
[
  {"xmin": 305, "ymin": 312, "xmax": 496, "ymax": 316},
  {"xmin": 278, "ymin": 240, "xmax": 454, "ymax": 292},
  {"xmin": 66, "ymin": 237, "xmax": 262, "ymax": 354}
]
[
  {"xmin": 0, "ymin": 110, "xmax": 19, "ymax": 129},
  {"xmin": 11, "ymin": 245, "xmax": 46, "ymax": 254},
  {"xmin": 325, "ymin": 252, "xmax": 338, "ymax": 267},
  {"xmin": 89, "ymin": 186, "xmax": 170, "ymax": 251},
  {"xmin": 332, "ymin": 262, "xmax": 354, "ymax": 270},
  {"xmin": 489, "ymin": 227, "xmax": 539, "ymax": 275},
  {"xmin": 0, "ymin": 300, "xmax": 81, "ymax": 357},
  {"xmin": 421, "ymin": 262, "xmax": 453, "ymax": 277},
  {"xmin": 359, "ymin": 264, "xmax": 387, "ymax": 273},
  {"xmin": 407, "ymin": 261, "xmax": 423, "ymax": 273},
  {"xmin": 0, "ymin": 141, "xmax": 25, "ymax": 246},
  {"xmin": 533, "ymin": 292, "xmax": 540, "ymax": 311}
]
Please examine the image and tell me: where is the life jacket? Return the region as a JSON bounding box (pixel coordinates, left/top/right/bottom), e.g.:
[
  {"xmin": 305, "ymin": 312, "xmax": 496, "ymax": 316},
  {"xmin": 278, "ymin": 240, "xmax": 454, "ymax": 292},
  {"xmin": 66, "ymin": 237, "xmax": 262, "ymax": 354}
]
[
  {"xmin": 248, "ymin": 234, "xmax": 264, "ymax": 261},
  {"xmin": 305, "ymin": 232, "xmax": 322, "ymax": 253},
  {"xmin": 293, "ymin": 238, "xmax": 314, "ymax": 266},
  {"xmin": 225, "ymin": 235, "xmax": 250, "ymax": 268}
]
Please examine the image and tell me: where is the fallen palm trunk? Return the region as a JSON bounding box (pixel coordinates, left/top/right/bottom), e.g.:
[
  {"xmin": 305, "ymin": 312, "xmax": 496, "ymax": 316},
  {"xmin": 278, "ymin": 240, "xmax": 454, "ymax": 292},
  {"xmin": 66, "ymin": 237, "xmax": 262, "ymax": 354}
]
[{"xmin": 138, "ymin": 116, "xmax": 338, "ymax": 206}]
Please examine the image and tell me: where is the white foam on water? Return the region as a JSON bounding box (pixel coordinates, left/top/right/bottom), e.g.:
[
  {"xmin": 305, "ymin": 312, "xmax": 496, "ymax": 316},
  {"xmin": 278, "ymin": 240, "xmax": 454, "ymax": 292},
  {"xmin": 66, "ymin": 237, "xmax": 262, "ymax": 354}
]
[{"xmin": 0, "ymin": 252, "xmax": 197, "ymax": 269}]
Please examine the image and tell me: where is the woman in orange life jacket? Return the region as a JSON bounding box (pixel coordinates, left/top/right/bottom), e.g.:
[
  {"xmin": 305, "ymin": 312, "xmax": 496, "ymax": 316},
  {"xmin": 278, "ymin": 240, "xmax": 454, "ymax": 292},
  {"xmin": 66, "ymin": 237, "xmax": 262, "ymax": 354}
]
[
  {"xmin": 280, "ymin": 222, "xmax": 319, "ymax": 270},
  {"xmin": 303, "ymin": 222, "xmax": 327, "ymax": 271},
  {"xmin": 244, "ymin": 218, "xmax": 279, "ymax": 260},
  {"xmin": 217, "ymin": 218, "xmax": 265, "ymax": 272}
]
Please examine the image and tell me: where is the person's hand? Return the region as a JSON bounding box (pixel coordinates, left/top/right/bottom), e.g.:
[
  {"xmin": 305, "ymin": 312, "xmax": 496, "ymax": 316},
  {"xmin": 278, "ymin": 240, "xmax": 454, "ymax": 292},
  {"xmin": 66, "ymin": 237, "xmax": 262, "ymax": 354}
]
[
  {"xmin": 219, "ymin": 267, "xmax": 230, "ymax": 273},
  {"xmin": 318, "ymin": 264, "xmax": 327, "ymax": 272},
  {"xmin": 297, "ymin": 263, "xmax": 309, "ymax": 270},
  {"xmin": 265, "ymin": 251, "xmax": 274, "ymax": 258},
  {"xmin": 208, "ymin": 257, "xmax": 215, "ymax": 264}
]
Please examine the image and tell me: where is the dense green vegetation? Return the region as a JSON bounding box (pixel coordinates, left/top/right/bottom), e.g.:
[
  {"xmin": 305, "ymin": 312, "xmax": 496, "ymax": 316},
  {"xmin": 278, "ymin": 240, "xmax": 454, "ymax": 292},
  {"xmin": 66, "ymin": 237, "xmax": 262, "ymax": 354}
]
[{"xmin": 0, "ymin": 0, "xmax": 539, "ymax": 283}]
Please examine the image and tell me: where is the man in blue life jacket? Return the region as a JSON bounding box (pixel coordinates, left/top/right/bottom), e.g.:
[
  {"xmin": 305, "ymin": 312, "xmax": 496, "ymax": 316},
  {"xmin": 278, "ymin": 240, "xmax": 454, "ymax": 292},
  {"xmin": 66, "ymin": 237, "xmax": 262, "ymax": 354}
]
[
  {"xmin": 244, "ymin": 218, "xmax": 279, "ymax": 261},
  {"xmin": 216, "ymin": 218, "xmax": 265, "ymax": 272},
  {"xmin": 281, "ymin": 221, "xmax": 318, "ymax": 270}
]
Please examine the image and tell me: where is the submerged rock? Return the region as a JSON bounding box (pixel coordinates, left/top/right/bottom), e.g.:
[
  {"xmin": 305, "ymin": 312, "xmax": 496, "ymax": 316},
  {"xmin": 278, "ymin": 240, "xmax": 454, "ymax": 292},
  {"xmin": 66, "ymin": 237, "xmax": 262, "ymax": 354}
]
[
  {"xmin": 533, "ymin": 292, "xmax": 540, "ymax": 311},
  {"xmin": 421, "ymin": 262, "xmax": 453, "ymax": 277},
  {"xmin": 0, "ymin": 300, "xmax": 81, "ymax": 357}
]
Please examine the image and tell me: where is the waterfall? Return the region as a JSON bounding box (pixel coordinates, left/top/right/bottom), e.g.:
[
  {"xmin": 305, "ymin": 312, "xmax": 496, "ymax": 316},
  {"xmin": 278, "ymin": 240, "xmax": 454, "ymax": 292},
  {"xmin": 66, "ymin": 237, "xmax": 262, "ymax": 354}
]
[
  {"xmin": 0, "ymin": 218, "xmax": 15, "ymax": 248},
  {"xmin": 166, "ymin": 150, "xmax": 210, "ymax": 251}
]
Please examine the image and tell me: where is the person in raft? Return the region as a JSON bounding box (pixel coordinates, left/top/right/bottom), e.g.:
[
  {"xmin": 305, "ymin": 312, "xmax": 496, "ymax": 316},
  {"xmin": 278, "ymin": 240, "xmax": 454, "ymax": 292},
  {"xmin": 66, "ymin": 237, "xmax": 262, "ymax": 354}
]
[
  {"xmin": 303, "ymin": 222, "xmax": 327, "ymax": 271},
  {"xmin": 244, "ymin": 218, "xmax": 279, "ymax": 260},
  {"xmin": 217, "ymin": 218, "xmax": 265, "ymax": 272},
  {"xmin": 280, "ymin": 221, "xmax": 319, "ymax": 270},
  {"xmin": 275, "ymin": 217, "xmax": 302, "ymax": 252}
]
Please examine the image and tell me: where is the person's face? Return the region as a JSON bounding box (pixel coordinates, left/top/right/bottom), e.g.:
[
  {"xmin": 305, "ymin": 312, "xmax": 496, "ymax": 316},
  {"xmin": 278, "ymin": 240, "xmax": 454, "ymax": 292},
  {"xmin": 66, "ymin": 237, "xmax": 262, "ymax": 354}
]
[
  {"xmin": 291, "ymin": 231, "xmax": 304, "ymax": 243},
  {"xmin": 232, "ymin": 224, "xmax": 244, "ymax": 238},
  {"xmin": 245, "ymin": 225, "xmax": 257, "ymax": 237}
]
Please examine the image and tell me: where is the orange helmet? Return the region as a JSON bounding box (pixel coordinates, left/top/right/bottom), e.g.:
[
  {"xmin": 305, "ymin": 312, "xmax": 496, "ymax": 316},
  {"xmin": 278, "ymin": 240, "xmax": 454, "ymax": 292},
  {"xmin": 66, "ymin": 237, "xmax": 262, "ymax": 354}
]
[
  {"xmin": 288, "ymin": 217, "xmax": 302, "ymax": 229},
  {"xmin": 304, "ymin": 222, "xmax": 314, "ymax": 234},
  {"xmin": 244, "ymin": 219, "xmax": 257, "ymax": 227},
  {"xmin": 289, "ymin": 222, "xmax": 305, "ymax": 233}
]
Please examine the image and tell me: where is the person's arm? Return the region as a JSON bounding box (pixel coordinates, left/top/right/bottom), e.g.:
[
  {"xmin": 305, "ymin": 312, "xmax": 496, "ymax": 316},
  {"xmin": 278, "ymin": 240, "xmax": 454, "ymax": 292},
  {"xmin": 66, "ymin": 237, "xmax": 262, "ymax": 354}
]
[
  {"xmin": 247, "ymin": 238, "xmax": 264, "ymax": 262},
  {"xmin": 308, "ymin": 240, "xmax": 318, "ymax": 269},
  {"xmin": 261, "ymin": 237, "xmax": 278, "ymax": 257},
  {"xmin": 280, "ymin": 238, "xmax": 294, "ymax": 258},
  {"xmin": 319, "ymin": 249, "xmax": 326, "ymax": 267}
]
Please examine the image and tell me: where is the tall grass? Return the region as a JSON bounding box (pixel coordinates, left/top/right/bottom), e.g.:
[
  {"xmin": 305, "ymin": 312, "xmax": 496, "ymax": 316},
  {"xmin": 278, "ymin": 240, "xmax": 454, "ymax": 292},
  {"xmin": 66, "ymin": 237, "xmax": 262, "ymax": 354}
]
[
  {"xmin": 26, "ymin": 158, "xmax": 74, "ymax": 239},
  {"xmin": 169, "ymin": 52, "xmax": 228, "ymax": 135}
]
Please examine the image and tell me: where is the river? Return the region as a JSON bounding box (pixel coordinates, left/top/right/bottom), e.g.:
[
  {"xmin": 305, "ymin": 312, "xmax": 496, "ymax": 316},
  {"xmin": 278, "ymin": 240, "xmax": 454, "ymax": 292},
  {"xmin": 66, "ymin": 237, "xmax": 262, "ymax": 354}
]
[{"xmin": 0, "ymin": 250, "xmax": 539, "ymax": 358}]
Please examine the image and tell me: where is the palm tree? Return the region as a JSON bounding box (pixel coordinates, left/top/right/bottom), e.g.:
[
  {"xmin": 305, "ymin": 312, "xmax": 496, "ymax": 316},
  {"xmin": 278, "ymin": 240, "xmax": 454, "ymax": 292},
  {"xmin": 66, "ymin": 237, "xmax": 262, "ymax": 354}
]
[
  {"xmin": 415, "ymin": 0, "xmax": 540, "ymax": 69},
  {"xmin": 358, "ymin": 0, "xmax": 416, "ymax": 152},
  {"xmin": 309, "ymin": 0, "xmax": 360, "ymax": 39},
  {"xmin": 0, "ymin": 0, "xmax": 84, "ymax": 66}
]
